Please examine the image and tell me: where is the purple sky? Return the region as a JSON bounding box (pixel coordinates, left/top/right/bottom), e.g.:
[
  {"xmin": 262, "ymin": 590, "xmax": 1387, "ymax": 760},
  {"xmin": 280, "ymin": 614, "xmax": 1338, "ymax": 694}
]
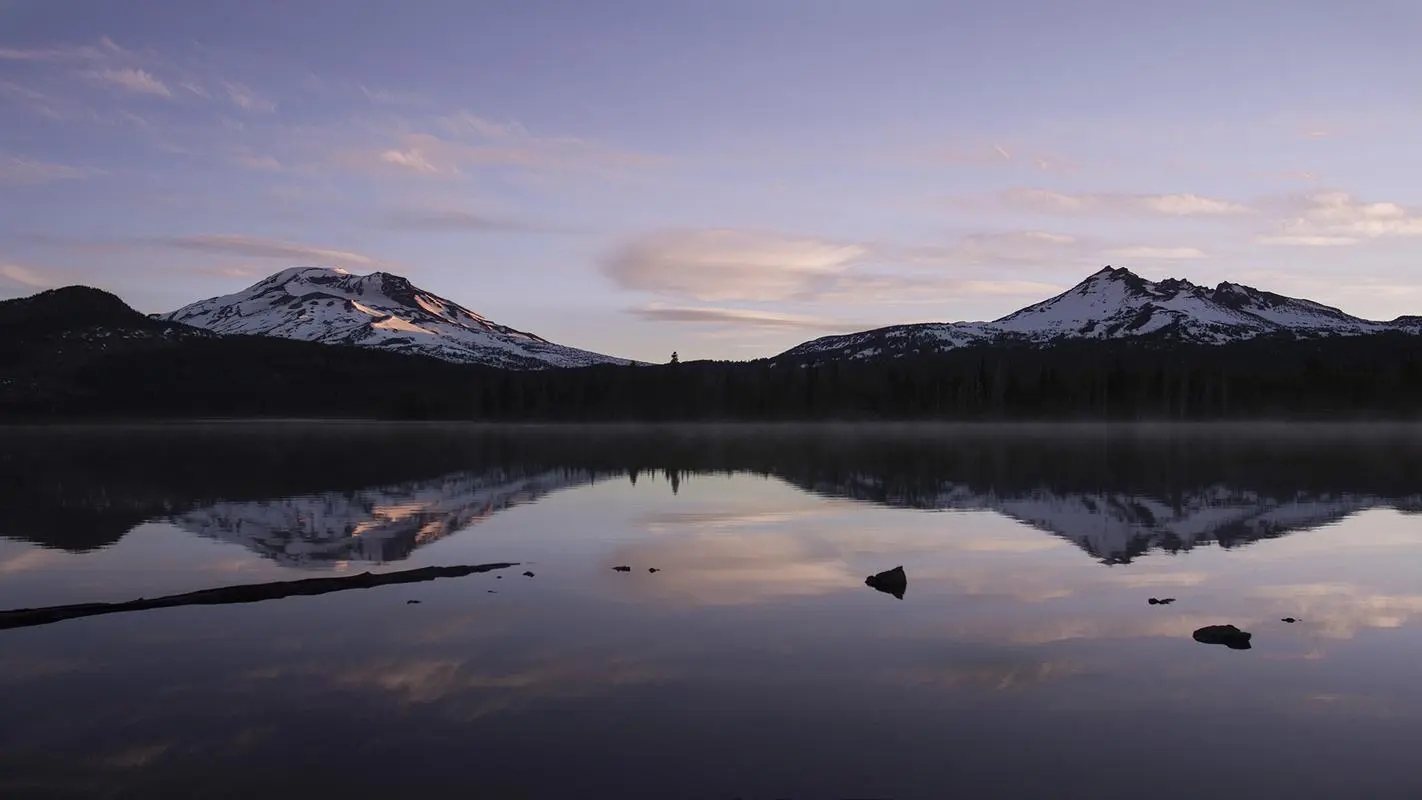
[{"xmin": 3, "ymin": 0, "xmax": 1422, "ymax": 361}]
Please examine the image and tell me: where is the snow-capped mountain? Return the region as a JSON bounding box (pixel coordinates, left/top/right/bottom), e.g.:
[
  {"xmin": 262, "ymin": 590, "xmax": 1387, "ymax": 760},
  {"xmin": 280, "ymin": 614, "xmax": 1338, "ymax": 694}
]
[
  {"xmin": 156, "ymin": 266, "xmax": 629, "ymax": 369},
  {"xmin": 165, "ymin": 467, "xmax": 601, "ymax": 567},
  {"xmin": 781, "ymin": 266, "xmax": 1419, "ymax": 362},
  {"xmin": 793, "ymin": 473, "xmax": 1421, "ymax": 564}
]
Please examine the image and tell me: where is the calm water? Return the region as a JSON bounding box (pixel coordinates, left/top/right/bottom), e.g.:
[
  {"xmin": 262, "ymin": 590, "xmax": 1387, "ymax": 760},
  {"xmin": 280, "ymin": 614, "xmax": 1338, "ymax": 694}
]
[{"xmin": 2, "ymin": 423, "xmax": 1422, "ymax": 799}]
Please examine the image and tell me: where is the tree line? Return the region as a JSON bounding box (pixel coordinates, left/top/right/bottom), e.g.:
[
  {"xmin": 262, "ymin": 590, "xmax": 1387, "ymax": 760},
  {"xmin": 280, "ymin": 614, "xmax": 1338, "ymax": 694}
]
[{"xmin": 5, "ymin": 326, "xmax": 1422, "ymax": 421}]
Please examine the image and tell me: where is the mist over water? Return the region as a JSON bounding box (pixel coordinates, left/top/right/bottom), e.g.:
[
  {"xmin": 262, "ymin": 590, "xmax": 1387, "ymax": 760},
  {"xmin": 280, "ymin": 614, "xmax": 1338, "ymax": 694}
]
[{"xmin": 2, "ymin": 423, "xmax": 1421, "ymax": 799}]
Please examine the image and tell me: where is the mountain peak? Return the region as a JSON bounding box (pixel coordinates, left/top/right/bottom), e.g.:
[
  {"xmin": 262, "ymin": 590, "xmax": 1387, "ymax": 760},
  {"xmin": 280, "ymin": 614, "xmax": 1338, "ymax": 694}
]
[
  {"xmin": 1, "ymin": 285, "xmax": 148, "ymax": 331},
  {"xmin": 779, "ymin": 266, "xmax": 1411, "ymax": 362},
  {"xmin": 160, "ymin": 267, "xmax": 629, "ymax": 369}
]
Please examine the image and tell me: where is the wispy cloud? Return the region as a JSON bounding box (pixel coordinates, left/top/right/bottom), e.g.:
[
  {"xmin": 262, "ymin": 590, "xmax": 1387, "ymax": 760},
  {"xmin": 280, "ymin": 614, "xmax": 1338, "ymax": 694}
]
[
  {"xmin": 345, "ymin": 113, "xmax": 663, "ymax": 178},
  {"xmin": 1253, "ymin": 170, "xmax": 1317, "ymax": 181},
  {"xmin": 83, "ymin": 67, "xmax": 172, "ymax": 98},
  {"xmin": 924, "ymin": 142, "xmax": 1079, "ymax": 173},
  {"xmin": 999, "ymin": 188, "xmax": 1252, "ymax": 216},
  {"xmin": 603, "ymin": 226, "xmax": 1178, "ymax": 309},
  {"xmin": 1257, "ymin": 191, "xmax": 1422, "ymax": 246},
  {"xmin": 144, "ymin": 234, "xmax": 376, "ymax": 265},
  {"xmin": 628, "ymin": 305, "xmax": 862, "ymax": 331},
  {"xmin": 0, "ymin": 38, "xmax": 124, "ymax": 62},
  {"xmin": 382, "ymin": 208, "xmax": 548, "ymax": 232},
  {"xmin": 602, "ymin": 229, "xmax": 867, "ymax": 302},
  {"xmin": 222, "ymin": 81, "xmax": 275, "ymax": 113},
  {"xmin": 0, "ymin": 262, "xmax": 55, "ymax": 289},
  {"xmin": 377, "ymin": 145, "xmax": 448, "ymax": 175},
  {"xmin": 1256, "ymin": 234, "xmax": 1359, "ymax": 247},
  {"xmin": 191, "ymin": 265, "xmax": 263, "ymax": 279},
  {"xmin": 359, "ymin": 85, "xmax": 431, "ymax": 106},
  {"xmin": 230, "ymin": 149, "xmax": 282, "ymax": 171},
  {"xmin": 1103, "ymin": 246, "xmax": 1208, "ymax": 260},
  {"xmin": 0, "ymin": 156, "xmax": 103, "ymax": 185}
]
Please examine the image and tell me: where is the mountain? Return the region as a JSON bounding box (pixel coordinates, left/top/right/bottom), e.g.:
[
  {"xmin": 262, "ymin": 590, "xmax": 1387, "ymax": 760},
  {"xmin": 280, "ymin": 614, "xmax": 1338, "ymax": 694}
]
[
  {"xmin": 0, "ymin": 286, "xmax": 214, "ymax": 404},
  {"xmin": 167, "ymin": 468, "xmax": 599, "ymax": 567},
  {"xmin": 0, "ymin": 284, "xmax": 513, "ymax": 419},
  {"xmin": 780, "ymin": 266, "xmax": 1418, "ymax": 362},
  {"xmin": 156, "ymin": 266, "xmax": 630, "ymax": 369},
  {"xmin": 798, "ymin": 473, "xmax": 1418, "ymax": 564},
  {"xmin": 0, "ymin": 285, "xmax": 205, "ymax": 342}
]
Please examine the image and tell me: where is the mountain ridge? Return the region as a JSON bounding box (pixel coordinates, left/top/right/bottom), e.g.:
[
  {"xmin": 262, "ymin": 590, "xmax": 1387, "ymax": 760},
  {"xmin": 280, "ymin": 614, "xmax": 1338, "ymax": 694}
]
[
  {"xmin": 155, "ymin": 266, "xmax": 630, "ymax": 369},
  {"xmin": 780, "ymin": 266, "xmax": 1420, "ymax": 363}
]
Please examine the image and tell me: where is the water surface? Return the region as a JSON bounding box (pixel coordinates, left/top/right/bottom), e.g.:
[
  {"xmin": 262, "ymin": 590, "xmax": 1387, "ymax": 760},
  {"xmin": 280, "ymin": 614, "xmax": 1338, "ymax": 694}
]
[{"xmin": 2, "ymin": 423, "xmax": 1421, "ymax": 799}]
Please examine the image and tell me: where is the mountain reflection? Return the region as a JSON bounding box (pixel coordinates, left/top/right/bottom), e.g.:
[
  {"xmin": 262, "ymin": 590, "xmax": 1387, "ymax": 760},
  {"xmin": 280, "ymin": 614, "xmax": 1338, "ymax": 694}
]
[{"xmin": 2, "ymin": 423, "xmax": 1420, "ymax": 567}]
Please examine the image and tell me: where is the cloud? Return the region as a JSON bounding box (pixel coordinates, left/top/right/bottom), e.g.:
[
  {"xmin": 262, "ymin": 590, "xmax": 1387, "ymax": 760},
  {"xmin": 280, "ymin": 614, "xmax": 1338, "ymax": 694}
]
[
  {"xmin": 359, "ymin": 86, "xmax": 431, "ymax": 106},
  {"xmin": 1250, "ymin": 583, "xmax": 1422, "ymax": 640},
  {"xmin": 382, "ymin": 209, "xmax": 545, "ymax": 232},
  {"xmin": 602, "ymin": 229, "xmax": 867, "ymax": 302},
  {"xmin": 231, "ymin": 151, "xmax": 282, "ymax": 171},
  {"xmin": 146, "ymin": 234, "xmax": 375, "ymax": 265},
  {"xmin": 924, "ymin": 142, "xmax": 1079, "ymax": 173},
  {"xmin": 222, "ymin": 81, "xmax": 275, "ymax": 113},
  {"xmin": 0, "ymin": 39, "xmax": 122, "ymax": 62},
  {"xmin": 603, "ymin": 227, "xmax": 1108, "ymax": 309},
  {"xmin": 0, "ymin": 263, "xmax": 55, "ymax": 289},
  {"xmin": 1000, "ymin": 188, "xmax": 1251, "ymax": 216},
  {"xmin": 628, "ymin": 305, "xmax": 862, "ymax": 332},
  {"xmin": 438, "ymin": 111, "xmax": 531, "ymax": 141},
  {"xmin": 817, "ymin": 274, "xmax": 1068, "ymax": 306},
  {"xmin": 191, "ymin": 265, "xmax": 263, "ymax": 279},
  {"xmin": 83, "ymin": 67, "xmax": 172, "ymax": 97},
  {"xmin": 178, "ymin": 80, "xmax": 211, "ymax": 99},
  {"xmin": 1103, "ymin": 246, "xmax": 1208, "ymax": 260},
  {"xmin": 0, "ymin": 156, "xmax": 103, "ymax": 184},
  {"xmin": 377, "ymin": 146, "xmax": 450, "ymax": 175},
  {"xmin": 1256, "ymin": 234, "xmax": 1358, "ymax": 247},
  {"xmin": 345, "ymin": 116, "xmax": 662, "ymax": 178},
  {"xmin": 1253, "ymin": 170, "xmax": 1317, "ymax": 181},
  {"xmin": 1258, "ymin": 192, "xmax": 1422, "ymax": 246},
  {"xmin": 877, "ymin": 230, "xmax": 1091, "ymax": 271}
]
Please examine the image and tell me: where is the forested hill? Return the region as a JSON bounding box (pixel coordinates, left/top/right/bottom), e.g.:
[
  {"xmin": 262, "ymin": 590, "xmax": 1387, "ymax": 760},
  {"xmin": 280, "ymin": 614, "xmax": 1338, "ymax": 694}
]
[{"xmin": 3, "ymin": 325, "xmax": 1422, "ymax": 420}]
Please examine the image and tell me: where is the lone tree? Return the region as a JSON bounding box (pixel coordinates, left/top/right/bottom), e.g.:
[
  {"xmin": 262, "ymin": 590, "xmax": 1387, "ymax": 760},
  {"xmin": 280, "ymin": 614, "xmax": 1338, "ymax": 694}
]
[{"xmin": 669, "ymin": 351, "xmax": 680, "ymax": 365}]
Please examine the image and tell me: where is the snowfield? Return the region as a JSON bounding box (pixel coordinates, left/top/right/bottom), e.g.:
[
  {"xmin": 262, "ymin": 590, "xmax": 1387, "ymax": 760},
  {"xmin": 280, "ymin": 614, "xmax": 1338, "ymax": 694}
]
[
  {"xmin": 157, "ymin": 266, "xmax": 631, "ymax": 369},
  {"xmin": 783, "ymin": 266, "xmax": 1417, "ymax": 362}
]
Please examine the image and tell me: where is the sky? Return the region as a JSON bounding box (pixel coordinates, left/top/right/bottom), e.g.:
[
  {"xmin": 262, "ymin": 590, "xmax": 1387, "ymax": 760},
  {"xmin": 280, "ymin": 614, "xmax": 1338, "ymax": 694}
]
[{"xmin": 3, "ymin": 0, "xmax": 1422, "ymax": 362}]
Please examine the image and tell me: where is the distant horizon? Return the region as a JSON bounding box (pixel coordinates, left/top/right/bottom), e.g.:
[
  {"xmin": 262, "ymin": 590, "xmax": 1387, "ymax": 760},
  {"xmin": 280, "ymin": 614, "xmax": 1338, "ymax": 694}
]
[
  {"xmin": 5, "ymin": 259, "xmax": 1416, "ymax": 366},
  {"xmin": 4, "ymin": 1, "xmax": 1422, "ymax": 361}
]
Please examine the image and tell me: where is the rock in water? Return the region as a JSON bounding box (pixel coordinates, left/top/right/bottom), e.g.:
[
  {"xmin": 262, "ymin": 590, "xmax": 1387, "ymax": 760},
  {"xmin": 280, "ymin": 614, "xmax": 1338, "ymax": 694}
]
[
  {"xmin": 1148, "ymin": 597, "xmax": 1176, "ymax": 605},
  {"xmin": 865, "ymin": 566, "xmax": 908, "ymax": 599},
  {"xmin": 406, "ymin": 600, "xmax": 421, "ymax": 605},
  {"xmin": 1282, "ymin": 617, "xmax": 1297, "ymax": 623},
  {"xmin": 612, "ymin": 565, "xmax": 632, "ymax": 572},
  {"xmin": 523, "ymin": 571, "xmax": 535, "ymax": 577},
  {"xmin": 648, "ymin": 568, "xmax": 661, "ymax": 573},
  {"xmin": 1193, "ymin": 624, "xmax": 1252, "ymax": 649}
]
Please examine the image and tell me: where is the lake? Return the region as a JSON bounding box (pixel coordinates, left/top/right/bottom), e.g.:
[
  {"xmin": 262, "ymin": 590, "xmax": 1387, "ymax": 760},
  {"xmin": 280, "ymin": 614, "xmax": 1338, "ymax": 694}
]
[{"xmin": 2, "ymin": 422, "xmax": 1422, "ymax": 799}]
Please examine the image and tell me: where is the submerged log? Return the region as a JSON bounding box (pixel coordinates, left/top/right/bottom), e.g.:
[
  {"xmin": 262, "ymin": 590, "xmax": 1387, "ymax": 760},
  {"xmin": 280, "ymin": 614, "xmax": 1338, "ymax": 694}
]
[{"xmin": 0, "ymin": 562, "xmax": 518, "ymax": 632}]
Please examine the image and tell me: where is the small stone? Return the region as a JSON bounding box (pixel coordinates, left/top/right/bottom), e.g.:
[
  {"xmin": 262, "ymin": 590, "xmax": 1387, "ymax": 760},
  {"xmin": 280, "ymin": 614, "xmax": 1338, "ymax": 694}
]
[
  {"xmin": 523, "ymin": 571, "xmax": 535, "ymax": 577},
  {"xmin": 406, "ymin": 600, "xmax": 421, "ymax": 605},
  {"xmin": 612, "ymin": 565, "xmax": 632, "ymax": 572},
  {"xmin": 1282, "ymin": 617, "xmax": 1297, "ymax": 623},
  {"xmin": 1193, "ymin": 624, "xmax": 1252, "ymax": 650},
  {"xmin": 865, "ymin": 566, "xmax": 908, "ymax": 600}
]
